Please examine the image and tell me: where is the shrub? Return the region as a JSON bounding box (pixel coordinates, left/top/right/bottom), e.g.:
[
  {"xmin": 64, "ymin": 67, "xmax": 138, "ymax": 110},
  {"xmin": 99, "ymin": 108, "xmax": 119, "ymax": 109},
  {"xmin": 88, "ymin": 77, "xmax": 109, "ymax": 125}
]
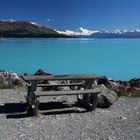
[
  {"xmin": 121, "ymin": 92, "xmax": 140, "ymax": 97},
  {"xmin": 0, "ymin": 82, "xmax": 14, "ymax": 89}
]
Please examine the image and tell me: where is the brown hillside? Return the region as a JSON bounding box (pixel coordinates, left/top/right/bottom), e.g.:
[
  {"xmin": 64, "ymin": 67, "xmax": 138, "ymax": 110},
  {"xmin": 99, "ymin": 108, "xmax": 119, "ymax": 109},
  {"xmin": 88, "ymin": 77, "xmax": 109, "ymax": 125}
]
[{"xmin": 0, "ymin": 20, "xmax": 67, "ymax": 38}]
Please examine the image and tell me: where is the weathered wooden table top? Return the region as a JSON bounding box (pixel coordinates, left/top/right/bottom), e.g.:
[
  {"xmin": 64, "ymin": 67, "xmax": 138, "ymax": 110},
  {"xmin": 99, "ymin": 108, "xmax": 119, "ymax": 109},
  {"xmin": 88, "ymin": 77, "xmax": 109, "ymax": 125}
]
[{"xmin": 21, "ymin": 74, "xmax": 106, "ymax": 81}]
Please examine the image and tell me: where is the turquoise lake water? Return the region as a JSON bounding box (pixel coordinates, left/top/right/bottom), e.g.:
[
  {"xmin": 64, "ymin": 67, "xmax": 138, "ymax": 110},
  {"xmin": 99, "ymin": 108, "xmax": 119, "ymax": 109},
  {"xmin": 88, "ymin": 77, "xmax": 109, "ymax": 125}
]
[{"xmin": 0, "ymin": 38, "xmax": 140, "ymax": 80}]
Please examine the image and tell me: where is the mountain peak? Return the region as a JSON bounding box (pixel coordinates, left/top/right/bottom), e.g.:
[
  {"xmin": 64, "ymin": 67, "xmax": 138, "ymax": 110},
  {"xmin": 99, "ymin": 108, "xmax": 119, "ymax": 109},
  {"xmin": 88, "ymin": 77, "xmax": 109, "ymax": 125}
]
[{"xmin": 56, "ymin": 27, "xmax": 98, "ymax": 36}]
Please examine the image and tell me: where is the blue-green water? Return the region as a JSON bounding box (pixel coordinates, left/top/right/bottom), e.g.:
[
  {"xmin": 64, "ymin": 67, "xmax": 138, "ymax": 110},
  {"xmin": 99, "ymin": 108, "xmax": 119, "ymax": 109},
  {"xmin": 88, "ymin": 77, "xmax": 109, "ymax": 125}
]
[{"xmin": 0, "ymin": 38, "xmax": 140, "ymax": 80}]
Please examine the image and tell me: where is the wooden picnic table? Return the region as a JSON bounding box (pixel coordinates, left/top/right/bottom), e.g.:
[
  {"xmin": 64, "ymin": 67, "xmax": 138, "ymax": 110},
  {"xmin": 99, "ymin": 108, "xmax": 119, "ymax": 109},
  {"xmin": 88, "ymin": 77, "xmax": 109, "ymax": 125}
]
[{"xmin": 21, "ymin": 74, "xmax": 106, "ymax": 116}]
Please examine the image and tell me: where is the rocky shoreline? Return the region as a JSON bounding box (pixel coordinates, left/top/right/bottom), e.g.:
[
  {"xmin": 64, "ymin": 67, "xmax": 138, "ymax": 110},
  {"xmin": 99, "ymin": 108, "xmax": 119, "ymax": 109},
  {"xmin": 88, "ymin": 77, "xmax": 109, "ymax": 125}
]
[{"xmin": 1, "ymin": 69, "xmax": 140, "ymax": 96}]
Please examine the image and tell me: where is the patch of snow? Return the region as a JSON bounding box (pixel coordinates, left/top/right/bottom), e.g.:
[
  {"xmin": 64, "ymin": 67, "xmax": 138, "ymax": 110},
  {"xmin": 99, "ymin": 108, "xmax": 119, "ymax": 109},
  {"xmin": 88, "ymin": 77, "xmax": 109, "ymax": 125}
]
[{"xmin": 30, "ymin": 22, "xmax": 38, "ymax": 25}]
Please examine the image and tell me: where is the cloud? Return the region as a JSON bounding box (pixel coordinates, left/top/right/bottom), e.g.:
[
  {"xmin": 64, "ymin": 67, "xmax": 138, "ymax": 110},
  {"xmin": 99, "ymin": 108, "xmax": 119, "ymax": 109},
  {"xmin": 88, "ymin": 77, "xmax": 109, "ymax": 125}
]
[
  {"xmin": 46, "ymin": 18, "xmax": 55, "ymax": 22},
  {"xmin": 56, "ymin": 27, "xmax": 98, "ymax": 36}
]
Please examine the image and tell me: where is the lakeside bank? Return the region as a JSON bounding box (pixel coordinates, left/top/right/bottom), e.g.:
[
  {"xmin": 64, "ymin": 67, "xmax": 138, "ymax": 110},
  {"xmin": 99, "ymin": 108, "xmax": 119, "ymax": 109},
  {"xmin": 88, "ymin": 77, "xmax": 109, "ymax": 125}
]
[{"xmin": 1, "ymin": 69, "xmax": 140, "ymax": 97}]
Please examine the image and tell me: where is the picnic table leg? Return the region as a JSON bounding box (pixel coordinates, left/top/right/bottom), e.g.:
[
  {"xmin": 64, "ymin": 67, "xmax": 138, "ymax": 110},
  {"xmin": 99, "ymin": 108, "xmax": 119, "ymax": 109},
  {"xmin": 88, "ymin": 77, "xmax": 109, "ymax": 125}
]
[
  {"xmin": 77, "ymin": 80, "xmax": 98, "ymax": 111},
  {"xmin": 26, "ymin": 81, "xmax": 39, "ymax": 116}
]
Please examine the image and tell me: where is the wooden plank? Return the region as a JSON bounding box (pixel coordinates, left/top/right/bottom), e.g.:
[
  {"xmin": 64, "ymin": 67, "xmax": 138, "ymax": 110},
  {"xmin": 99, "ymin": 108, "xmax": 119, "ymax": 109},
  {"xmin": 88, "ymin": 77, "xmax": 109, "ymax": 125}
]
[
  {"xmin": 28, "ymin": 83, "xmax": 84, "ymax": 87},
  {"xmin": 21, "ymin": 74, "xmax": 106, "ymax": 81},
  {"xmin": 35, "ymin": 89, "xmax": 101, "ymax": 97}
]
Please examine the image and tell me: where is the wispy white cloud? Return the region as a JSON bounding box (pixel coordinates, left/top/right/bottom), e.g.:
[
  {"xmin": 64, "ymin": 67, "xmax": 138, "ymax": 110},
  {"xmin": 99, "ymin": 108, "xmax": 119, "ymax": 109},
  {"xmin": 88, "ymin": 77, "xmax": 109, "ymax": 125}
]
[
  {"xmin": 46, "ymin": 18, "xmax": 55, "ymax": 22},
  {"xmin": 56, "ymin": 27, "xmax": 98, "ymax": 36},
  {"xmin": 1, "ymin": 19, "xmax": 16, "ymax": 22}
]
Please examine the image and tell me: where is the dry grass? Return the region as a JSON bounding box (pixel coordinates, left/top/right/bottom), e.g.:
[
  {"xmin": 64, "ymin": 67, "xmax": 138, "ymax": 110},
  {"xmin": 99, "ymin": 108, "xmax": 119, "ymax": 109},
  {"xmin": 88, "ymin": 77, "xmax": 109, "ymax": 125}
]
[
  {"xmin": 121, "ymin": 92, "xmax": 140, "ymax": 97},
  {"xmin": 0, "ymin": 82, "xmax": 23, "ymax": 89},
  {"xmin": 0, "ymin": 82, "xmax": 14, "ymax": 89}
]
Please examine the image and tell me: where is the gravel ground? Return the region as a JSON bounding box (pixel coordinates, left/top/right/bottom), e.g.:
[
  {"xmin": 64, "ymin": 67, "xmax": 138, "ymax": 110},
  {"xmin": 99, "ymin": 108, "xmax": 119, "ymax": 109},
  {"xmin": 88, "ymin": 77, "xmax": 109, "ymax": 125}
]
[{"xmin": 0, "ymin": 89, "xmax": 140, "ymax": 140}]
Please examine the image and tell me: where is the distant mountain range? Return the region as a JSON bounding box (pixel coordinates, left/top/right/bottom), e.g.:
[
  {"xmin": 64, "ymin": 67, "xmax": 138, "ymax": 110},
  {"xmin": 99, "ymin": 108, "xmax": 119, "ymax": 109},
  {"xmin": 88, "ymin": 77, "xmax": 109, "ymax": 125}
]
[
  {"xmin": 89, "ymin": 30, "xmax": 140, "ymax": 38},
  {"xmin": 57, "ymin": 28, "xmax": 140, "ymax": 38},
  {"xmin": 0, "ymin": 20, "xmax": 68, "ymax": 38},
  {"xmin": 1, "ymin": 20, "xmax": 140, "ymax": 38}
]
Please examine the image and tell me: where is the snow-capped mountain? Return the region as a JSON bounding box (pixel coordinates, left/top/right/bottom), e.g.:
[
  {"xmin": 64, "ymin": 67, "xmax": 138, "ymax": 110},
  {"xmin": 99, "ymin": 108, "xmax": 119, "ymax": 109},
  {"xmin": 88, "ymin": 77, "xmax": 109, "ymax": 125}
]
[
  {"xmin": 56, "ymin": 27, "xmax": 98, "ymax": 36},
  {"xmin": 1, "ymin": 20, "xmax": 140, "ymax": 38},
  {"xmin": 90, "ymin": 29, "xmax": 140, "ymax": 38},
  {"xmin": 56, "ymin": 28, "xmax": 140, "ymax": 38}
]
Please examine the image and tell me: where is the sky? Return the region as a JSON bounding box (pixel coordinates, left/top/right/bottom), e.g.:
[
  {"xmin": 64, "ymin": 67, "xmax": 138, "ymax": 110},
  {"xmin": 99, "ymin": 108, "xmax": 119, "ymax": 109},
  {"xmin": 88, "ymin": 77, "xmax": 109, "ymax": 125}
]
[{"xmin": 0, "ymin": 0, "xmax": 140, "ymax": 31}]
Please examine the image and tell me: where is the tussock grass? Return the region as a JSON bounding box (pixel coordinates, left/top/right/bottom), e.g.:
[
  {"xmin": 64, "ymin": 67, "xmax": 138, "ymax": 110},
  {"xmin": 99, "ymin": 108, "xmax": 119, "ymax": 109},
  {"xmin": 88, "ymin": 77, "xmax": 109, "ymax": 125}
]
[
  {"xmin": 121, "ymin": 92, "xmax": 140, "ymax": 97},
  {"xmin": 0, "ymin": 82, "xmax": 23, "ymax": 89},
  {"xmin": 0, "ymin": 82, "xmax": 14, "ymax": 89}
]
